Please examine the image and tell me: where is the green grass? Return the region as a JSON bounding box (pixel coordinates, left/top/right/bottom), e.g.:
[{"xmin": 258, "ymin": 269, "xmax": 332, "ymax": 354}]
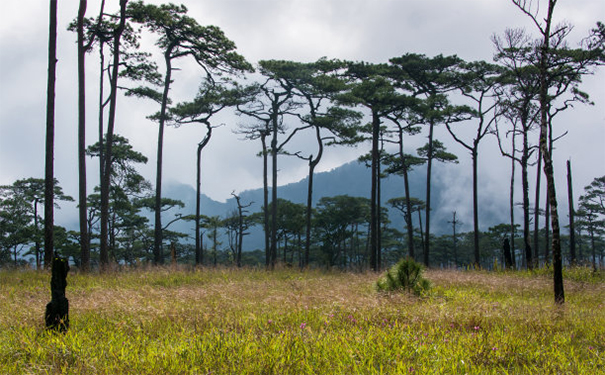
[{"xmin": 1, "ymin": 267, "xmax": 603, "ymax": 374}]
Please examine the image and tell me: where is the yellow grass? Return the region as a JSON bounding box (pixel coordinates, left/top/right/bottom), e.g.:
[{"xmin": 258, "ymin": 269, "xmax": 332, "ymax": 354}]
[{"xmin": 1, "ymin": 267, "xmax": 603, "ymax": 374}]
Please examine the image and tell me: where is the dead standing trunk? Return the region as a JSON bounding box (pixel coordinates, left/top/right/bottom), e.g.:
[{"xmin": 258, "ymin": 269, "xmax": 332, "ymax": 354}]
[{"xmin": 45, "ymin": 256, "xmax": 69, "ymax": 332}]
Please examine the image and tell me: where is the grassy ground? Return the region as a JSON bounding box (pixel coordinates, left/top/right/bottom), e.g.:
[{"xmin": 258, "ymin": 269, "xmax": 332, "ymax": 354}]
[{"xmin": 0, "ymin": 266, "xmax": 603, "ymax": 374}]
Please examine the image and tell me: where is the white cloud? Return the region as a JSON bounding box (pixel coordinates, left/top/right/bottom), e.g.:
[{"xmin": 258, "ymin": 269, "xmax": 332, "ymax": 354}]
[{"xmin": 1, "ymin": 0, "xmax": 604, "ymax": 212}]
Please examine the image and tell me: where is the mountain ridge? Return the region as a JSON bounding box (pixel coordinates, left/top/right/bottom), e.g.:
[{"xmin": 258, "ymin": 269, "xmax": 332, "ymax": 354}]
[{"xmin": 164, "ymin": 160, "xmax": 511, "ymax": 250}]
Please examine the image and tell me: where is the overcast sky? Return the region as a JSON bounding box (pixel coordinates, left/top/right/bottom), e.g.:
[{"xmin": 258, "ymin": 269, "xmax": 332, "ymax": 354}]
[{"xmin": 1, "ymin": 0, "xmax": 604, "ymax": 228}]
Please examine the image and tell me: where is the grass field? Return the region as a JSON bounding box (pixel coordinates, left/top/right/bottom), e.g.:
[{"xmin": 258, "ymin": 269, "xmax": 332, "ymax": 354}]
[{"xmin": 0, "ymin": 266, "xmax": 603, "ymax": 374}]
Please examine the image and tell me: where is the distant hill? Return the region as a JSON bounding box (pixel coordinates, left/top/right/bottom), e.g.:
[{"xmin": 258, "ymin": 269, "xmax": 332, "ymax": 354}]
[{"xmin": 164, "ymin": 160, "xmax": 511, "ymax": 250}]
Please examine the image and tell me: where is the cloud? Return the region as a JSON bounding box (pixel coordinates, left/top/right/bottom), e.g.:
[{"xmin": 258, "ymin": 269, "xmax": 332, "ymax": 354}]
[{"xmin": 1, "ymin": 0, "xmax": 604, "ymax": 214}]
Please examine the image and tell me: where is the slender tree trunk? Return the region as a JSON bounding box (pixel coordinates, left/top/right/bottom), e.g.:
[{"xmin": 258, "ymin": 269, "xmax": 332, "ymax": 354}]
[
  {"xmin": 237, "ymin": 202, "xmax": 243, "ymax": 268},
  {"xmin": 44, "ymin": 0, "xmax": 58, "ymax": 269},
  {"xmin": 305, "ymin": 125, "xmax": 323, "ymax": 268},
  {"xmin": 195, "ymin": 127, "xmax": 212, "ymax": 266},
  {"xmin": 261, "ymin": 133, "xmax": 270, "ymax": 268},
  {"xmin": 539, "ymin": 0, "xmax": 564, "ymax": 304},
  {"xmin": 305, "ymin": 159, "xmax": 316, "ymax": 268},
  {"xmin": 96, "ymin": 39, "xmax": 106, "ymax": 263},
  {"xmin": 577, "ymin": 228, "xmax": 583, "ymax": 263},
  {"xmin": 588, "ymin": 224, "xmax": 596, "ymax": 271},
  {"xmin": 100, "ymin": 0, "xmax": 127, "ymax": 271},
  {"xmin": 77, "ymin": 0, "xmax": 90, "ymax": 272},
  {"xmin": 398, "ymin": 128, "xmax": 415, "ymax": 259},
  {"xmin": 543, "ymin": 121, "xmax": 555, "ymax": 267},
  {"xmin": 510, "ymin": 135, "xmax": 517, "ymax": 269},
  {"xmin": 97, "ymin": 0, "xmax": 107, "ymax": 185},
  {"xmin": 533, "ymin": 149, "xmax": 542, "ymax": 267},
  {"xmin": 451, "ymin": 211, "xmax": 459, "ymax": 268},
  {"xmin": 195, "ymin": 144, "xmax": 202, "ymax": 265},
  {"xmin": 424, "ymin": 120, "xmax": 435, "ymax": 268},
  {"xmin": 34, "ymin": 200, "xmax": 41, "ymax": 269},
  {"xmin": 472, "ymin": 147, "xmax": 480, "ymax": 266},
  {"xmin": 543, "ymin": 191, "xmax": 550, "ymax": 266},
  {"xmin": 377, "ymin": 149, "xmax": 382, "ymax": 271},
  {"xmin": 213, "ymin": 228, "xmax": 217, "ymax": 266},
  {"xmin": 370, "ymin": 109, "xmax": 380, "ymax": 271},
  {"xmin": 270, "ymin": 110, "xmax": 278, "ymax": 269},
  {"xmin": 522, "ymin": 130, "xmax": 533, "ymax": 269},
  {"xmin": 567, "ymin": 160, "xmax": 576, "ymax": 265},
  {"xmin": 154, "ymin": 48, "xmax": 174, "ymax": 265},
  {"xmin": 417, "ymin": 208, "xmax": 425, "ymax": 259}
]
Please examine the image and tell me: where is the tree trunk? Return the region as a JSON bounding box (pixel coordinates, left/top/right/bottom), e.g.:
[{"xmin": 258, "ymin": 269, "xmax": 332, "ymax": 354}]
[
  {"xmin": 509, "ymin": 134, "xmax": 517, "ymax": 269},
  {"xmin": 543, "ymin": 120, "xmax": 555, "ymax": 267},
  {"xmin": 34, "ymin": 199, "xmax": 41, "ymax": 269},
  {"xmin": 377, "ymin": 146, "xmax": 382, "ymax": 271},
  {"xmin": 472, "ymin": 147, "xmax": 480, "ymax": 266},
  {"xmin": 522, "ymin": 130, "xmax": 533, "ymax": 269},
  {"xmin": 234, "ymin": 193, "xmax": 244, "ymax": 268},
  {"xmin": 567, "ymin": 160, "xmax": 576, "ymax": 265},
  {"xmin": 451, "ymin": 211, "xmax": 459, "ymax": 268},
  {"xmin": 195, "ymin": 144, "xmax": 202, "ymax": 265},
  {"xmin": 418, "ymin": 208, "xmax": 425, "ymax": 259},
  {"xmin": 270, "ymin": 109, "xmax": 278, "ymax": 269},
  {"xmin": 533, "ymin": 149, "xmax": 542, "ymax": 267},
  {"xmin": 100, "ymin": 0, "xmax": 127, "ymax": 271},
  {"xmin": 44, "ymin": 0, "xmax": 58, "ymax": 269},
  {"xmin": 305, "ymin": 158, "xmax": 316, "ymax": 268},
  {"xmin": 589, "ymin": 224, "xmax": 596, "ymax": 271},
  {"xmin": 539, "ymin": 0, "xmax": 564, "ymax": 304},
  {"xmin": 195, "ymin": 126, "xmax": 212, "ymax": 266},
  {"xmin": 370, "ymin": 109, "xmax": 380, "ymax": 271},
  {"xmin": 261, "ymin": 133, "xmax": 270, "ymax": 268},
  {"xmin": 305, "ymin": 125, "xmax": 323, "ymax": 268},
  {"xmin": 424, "ymin": 120, "xmax": 435, "ymax": 268},
  {"xmin": 77, "ymin": 0, "xmax": 90, "ymax": 272},
  {"xmin": 398, "ymin": 128, "xmax": 415, "ymax": 259},
  {"xmin": 544, "ymin": 191, "xmax": 550, "ymax": 266},
  {"xmin": 213, "ymin": 228, "xmax": 217, "ymax": 266},
  {"xmin": 154, "ymin": 48, "xmax": 174, "ymax": 265}
]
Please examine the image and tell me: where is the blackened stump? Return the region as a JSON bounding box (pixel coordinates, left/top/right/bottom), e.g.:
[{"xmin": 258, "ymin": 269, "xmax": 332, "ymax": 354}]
[{"xmin": 45, "ymin": 256, "xmax": 69, "ymax": 332}]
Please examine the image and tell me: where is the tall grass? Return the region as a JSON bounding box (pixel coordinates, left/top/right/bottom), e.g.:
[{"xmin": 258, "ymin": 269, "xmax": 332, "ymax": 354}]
[{"xmin": 1, "ymin": 266, "xmax": 603, "ymax": 374}]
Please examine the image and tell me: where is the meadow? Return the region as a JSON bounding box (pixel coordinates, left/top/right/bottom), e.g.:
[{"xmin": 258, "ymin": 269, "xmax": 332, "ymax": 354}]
[{"xmin": 0, "ymin": 266, "xmax": 603, "ymax": 374}]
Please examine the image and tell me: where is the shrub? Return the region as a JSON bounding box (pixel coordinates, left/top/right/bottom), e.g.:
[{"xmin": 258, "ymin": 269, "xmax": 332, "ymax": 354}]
[{"xmin": 376, "ymin": 258, "xmax": 431, "ymax": 295}]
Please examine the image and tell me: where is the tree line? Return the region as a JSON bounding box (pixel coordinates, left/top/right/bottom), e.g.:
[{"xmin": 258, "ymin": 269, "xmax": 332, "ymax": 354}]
[
  {"xmin": 1, "ymin": 174, "xmax": 604, "ymax": 273},
  {"xmin": 1, "ymin": 0, "xmax": 604, "ymax": 304}
]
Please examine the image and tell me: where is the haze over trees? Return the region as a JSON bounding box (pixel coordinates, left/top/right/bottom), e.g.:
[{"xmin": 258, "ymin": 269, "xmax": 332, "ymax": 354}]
[{"xmin": 1, "ymin": 1, "xmax": 604, "ymax": 309}]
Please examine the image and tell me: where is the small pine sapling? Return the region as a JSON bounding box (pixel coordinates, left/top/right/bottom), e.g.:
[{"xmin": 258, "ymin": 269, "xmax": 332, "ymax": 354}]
[{"xmin": 376, "ymin": 258, "xmax": 431, "ymax": 296}]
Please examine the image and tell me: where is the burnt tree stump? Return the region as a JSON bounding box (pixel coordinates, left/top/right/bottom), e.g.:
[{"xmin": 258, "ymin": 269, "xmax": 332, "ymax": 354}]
[{"xmin": 45, "ymin": 256, "xmax": 70, "ymax": 332}]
